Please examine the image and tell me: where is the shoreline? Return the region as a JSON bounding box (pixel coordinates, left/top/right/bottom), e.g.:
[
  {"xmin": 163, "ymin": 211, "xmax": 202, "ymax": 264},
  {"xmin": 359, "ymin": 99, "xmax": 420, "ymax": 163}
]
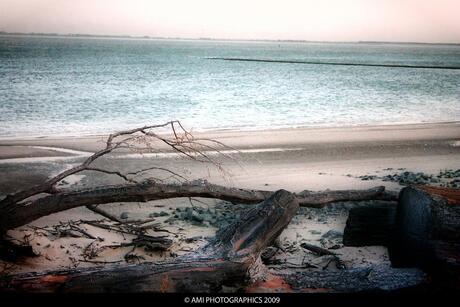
[
  {"xmin": 1, "ymin": 121, "xmax": 459, "ymax": 160},
  {"xmin": 1, "ymin": 120, "xmax": 459, "ymax": 140}
]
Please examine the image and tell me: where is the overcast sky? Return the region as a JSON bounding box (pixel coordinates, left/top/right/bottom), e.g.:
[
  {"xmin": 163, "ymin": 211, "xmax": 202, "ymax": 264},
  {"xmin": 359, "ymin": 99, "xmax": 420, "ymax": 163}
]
[{"xmin": 1, "ymin": 0, "xmax": 460, "ymax": 43}]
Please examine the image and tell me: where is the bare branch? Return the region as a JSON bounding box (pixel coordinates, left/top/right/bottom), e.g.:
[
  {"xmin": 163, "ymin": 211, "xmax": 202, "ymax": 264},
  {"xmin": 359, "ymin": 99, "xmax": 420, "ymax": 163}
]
[{"xmin": 0, "ymin": 121, "xmax": 228, "ymax": 209}]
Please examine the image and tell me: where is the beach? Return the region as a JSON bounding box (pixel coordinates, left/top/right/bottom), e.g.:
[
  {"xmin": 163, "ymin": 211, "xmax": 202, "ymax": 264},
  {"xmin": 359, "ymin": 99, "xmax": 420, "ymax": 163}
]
[
  {"xmin": 1, "ymin": 122, "xmax": 459, "ymax": 190},
  {"xmin": 1, "ymin": 122, "xmax": 459, "ymax": 276}
]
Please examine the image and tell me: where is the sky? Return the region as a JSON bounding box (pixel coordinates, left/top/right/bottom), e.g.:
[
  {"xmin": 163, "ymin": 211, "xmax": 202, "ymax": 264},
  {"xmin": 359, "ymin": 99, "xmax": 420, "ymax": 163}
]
[{"xmin": 1, "ymin": 0, "xmax": 460, "ymax": 43}]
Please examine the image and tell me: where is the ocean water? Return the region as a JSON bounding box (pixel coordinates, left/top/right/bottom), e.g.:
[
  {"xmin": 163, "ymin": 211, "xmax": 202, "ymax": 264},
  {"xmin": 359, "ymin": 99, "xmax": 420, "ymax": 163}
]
[{"xmin": 0, "ymin": 35, "xmax": 459, "ymax": 137}]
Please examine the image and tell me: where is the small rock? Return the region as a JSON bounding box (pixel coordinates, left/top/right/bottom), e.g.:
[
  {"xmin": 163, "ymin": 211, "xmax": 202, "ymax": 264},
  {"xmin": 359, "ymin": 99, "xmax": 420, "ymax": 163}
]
[
  {"xmin": 317, "ymin": 217, "xmax": 327, "ymax": 223},
  {"xmin": 185, "ymin": 236, "xmax": 202, "ymax": 243},
  {"xmin": 149, "ymin": 211, "xmax": 170, "ymax": 218}
]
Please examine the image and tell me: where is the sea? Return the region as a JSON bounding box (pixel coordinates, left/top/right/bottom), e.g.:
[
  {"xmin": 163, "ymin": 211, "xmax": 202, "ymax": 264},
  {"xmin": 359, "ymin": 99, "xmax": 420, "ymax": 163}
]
[{"xmin": 1, "ymin": 35, "xmax": 459, "ymax": 137}]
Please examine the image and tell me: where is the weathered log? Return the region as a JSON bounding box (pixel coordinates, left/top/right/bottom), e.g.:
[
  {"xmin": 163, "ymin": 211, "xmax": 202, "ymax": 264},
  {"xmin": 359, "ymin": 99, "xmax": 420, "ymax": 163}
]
[
  {"xmin": 390, "ymin": 186, "xmax": 460, "ymax": 267},
  {"xmin": 0, "ymin": 180, "xmax": 394, "ymax": 232},
  {"xmin": 389, "ymin": 186, "xmax": 460, "ymax": 289},
  {"xmin": 268, "ymin": 265, "xmax": 426, "ymax": 293},
  {"xmin": 343, "ymin": 203, "xmax": 397, "ymax": 247},
  {"xmin": 0, "ymin": 190, "xmax": 299, "ymax": 292}
]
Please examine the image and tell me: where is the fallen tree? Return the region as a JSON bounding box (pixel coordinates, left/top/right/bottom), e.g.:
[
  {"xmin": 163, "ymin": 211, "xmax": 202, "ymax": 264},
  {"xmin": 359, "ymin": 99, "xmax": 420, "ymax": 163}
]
[
  {"xmin": 0, "ymin": 190, "xmax": 426, "ymax": 293},
  {"xmin": 0, "ymin": 180, "xmax": 394, "ymax": 233},
  {"xmin": 0, "ymin": 122, "xmax": 396, "ymax": 233}
]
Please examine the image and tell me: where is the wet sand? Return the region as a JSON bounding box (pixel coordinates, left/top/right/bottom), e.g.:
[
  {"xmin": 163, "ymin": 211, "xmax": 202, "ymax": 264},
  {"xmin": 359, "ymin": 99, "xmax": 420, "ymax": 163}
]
[
  {"xmin": 1, "ymin": 122, "xmax": 459, "ymax": 193},
  {"xmin": 1, "ymin": 122, "xmax": 459, "ymax": 155}
]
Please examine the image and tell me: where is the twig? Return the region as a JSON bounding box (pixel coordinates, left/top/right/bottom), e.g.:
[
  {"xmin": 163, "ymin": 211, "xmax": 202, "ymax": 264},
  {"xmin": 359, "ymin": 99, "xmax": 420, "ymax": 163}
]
[
  {"xmin": 300, "ymin": 242, "xmax": 336, "ymax": 256},
  {"xmin": 300, "ymin": 242, "xmax": 346, "ymax": 269},
  {"xmin": 86, "ymin": 205, "xmax": 123, "ymax": 223}
]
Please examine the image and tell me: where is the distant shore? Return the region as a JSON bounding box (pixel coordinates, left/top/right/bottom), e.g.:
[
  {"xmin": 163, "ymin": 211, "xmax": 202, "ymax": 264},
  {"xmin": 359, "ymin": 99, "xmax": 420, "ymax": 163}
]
[{"xmin": 2, "ymin": 32, "xmax": 460, "ymax": 46}]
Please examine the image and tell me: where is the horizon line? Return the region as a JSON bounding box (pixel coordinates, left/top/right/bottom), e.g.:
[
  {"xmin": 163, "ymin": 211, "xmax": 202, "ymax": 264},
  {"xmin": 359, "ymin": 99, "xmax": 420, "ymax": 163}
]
[{"xmin": 1, "ymin": 31, "xmax": 460, "ymax": 46}]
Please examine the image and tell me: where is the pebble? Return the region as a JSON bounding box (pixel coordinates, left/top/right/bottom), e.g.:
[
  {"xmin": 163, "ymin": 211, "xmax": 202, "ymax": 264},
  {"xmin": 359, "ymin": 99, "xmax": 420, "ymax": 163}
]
[
  {"xmin": 168, "ymin": 202, "xmax": 246, "ymax": 227},
  {"xmin": 353, "ymin": 169, "xmax": 460, "ymax": 188},
  {"xmin": 149, "ymin": 211, "xmax": 170, "ymax": 218}
]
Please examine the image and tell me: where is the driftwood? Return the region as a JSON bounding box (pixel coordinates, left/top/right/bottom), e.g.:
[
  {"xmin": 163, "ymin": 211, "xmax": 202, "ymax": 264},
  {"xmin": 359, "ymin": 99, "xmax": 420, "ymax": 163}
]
[
  {"xmin": 343, "ymin": 186, "xmax": 460, "ymax": 289},
  {"xmin": 0, "ymin": 180, "xmax": 394, "ymax": 232},
  {"xmin": 390, "ymin": 186, "xmax": 460, "ymax": 267},
  {"xmin": 343, "ymin": 202, "xmax": 397, "ymax": 247},
  {"xmin": 269, "ymin": 265, "xmax": 426, "ymax": 293},
  {"xmin": 0, "ymin": 120, "xmax": 236, "ymax": 233},
  {"xmin": 300, "ymin": 242, "xmax": 337, "ymax": 257},
  {"xmin": 0, "ymin": 190, "xmax": 426, "ymax": 293},
  {"xmin": 1, "ymin": 190, "xmax": 298, "ymax": 292},
  {"xmin": 389, "ymin": 186, "xmax": 460, "ymax": 289}
]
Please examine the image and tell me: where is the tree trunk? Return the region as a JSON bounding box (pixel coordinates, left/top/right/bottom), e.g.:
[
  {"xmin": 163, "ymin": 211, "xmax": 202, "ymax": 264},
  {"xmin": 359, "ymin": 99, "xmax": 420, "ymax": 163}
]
[
  {"xmin": 389, "ymin": 186, "xmax": 460, "ymax": 289},
  {"xmin": 0, "ymin": 181, "xmax": 394, "ymax": 232},
  {"xmin": 343, "ymin": 202, "xmax": 397, "ymax": 247}
]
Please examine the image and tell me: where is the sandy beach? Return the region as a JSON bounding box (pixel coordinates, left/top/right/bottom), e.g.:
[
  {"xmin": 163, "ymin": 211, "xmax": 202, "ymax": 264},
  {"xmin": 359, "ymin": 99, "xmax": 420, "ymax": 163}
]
[
  {"xmin": 1, "ymin": 122, "xmax": 460, "ymax": 191},
  {"xmin": 1, "ymin": 122, "xmax": 459, "ymax": 279}
]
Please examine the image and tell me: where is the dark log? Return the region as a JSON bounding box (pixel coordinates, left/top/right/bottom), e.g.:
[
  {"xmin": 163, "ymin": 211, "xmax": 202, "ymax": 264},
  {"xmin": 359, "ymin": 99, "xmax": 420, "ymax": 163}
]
[
  {"xmin": 267, "ymin": 265, "xmax": 427, "ymax": 293},
  {"xmin": 0, "ymin": 180, "xmax": 394, "ymax": 232},
  {"xmin": 390, "ymin": 186, "xmax": 460, "ymax": 267},
  {"xmin": 389, "ymin": 186, "xmax": 460, "ymax": 289},
  {"xmin": 343, "ymin": 203, "xmax": 397, "ymax": 247},
  {"xmin": 0, "ymin": 190, "xmax": 299, "ymax": 292}
]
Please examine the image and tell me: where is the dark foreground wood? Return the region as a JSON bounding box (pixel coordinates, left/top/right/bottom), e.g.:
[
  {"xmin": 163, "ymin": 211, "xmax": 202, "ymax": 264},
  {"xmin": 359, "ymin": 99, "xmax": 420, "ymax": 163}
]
[
  {"xmin": 344, "ymin": 186, "xmax": 460, "ymax": 290},
  {"xmin": 0, "ymin": 189, "xmax": 426, "ymax": 293},
  {"xmin": 275, "ymin": 265, "xmax": 426, "ymax": 293},
  {"xmin": 390, "ymin": 187, "xmax": 460, "ymax": 289},
  {"xmin": 0, "ymin": 190, "xmax": 298, "ymax": 292},
  {"xmin": 343, "ymin": 202, "xmax": 397, "ymax": 247}
]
